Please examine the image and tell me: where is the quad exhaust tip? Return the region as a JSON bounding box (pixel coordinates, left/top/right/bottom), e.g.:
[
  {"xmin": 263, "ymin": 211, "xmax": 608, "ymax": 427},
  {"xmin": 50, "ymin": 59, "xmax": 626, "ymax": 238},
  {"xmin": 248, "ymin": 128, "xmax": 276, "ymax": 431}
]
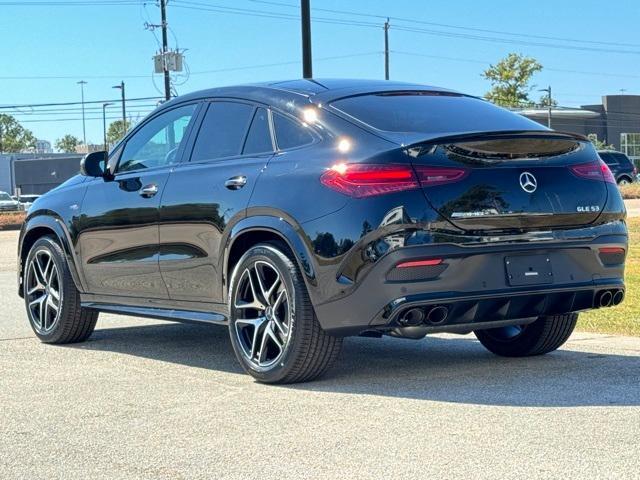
[
  {"xmin": 398, "ymin": 306, "xmax": 449, "ymax": 326},
  {"xmin": 596, "ymin": 289, "xmax": 624, "ymax": 308}
]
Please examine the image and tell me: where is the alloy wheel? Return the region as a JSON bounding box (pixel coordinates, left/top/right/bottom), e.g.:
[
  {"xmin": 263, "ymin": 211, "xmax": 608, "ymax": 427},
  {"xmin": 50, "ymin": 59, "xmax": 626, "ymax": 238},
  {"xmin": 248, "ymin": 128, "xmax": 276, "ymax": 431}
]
[
  {"xmin": 233, "ymin": 260, "xmax": 292, "ymax": 369},
  {"xmin": 26, "ymin": 249, "xmax": 62, "ymax": 334}
]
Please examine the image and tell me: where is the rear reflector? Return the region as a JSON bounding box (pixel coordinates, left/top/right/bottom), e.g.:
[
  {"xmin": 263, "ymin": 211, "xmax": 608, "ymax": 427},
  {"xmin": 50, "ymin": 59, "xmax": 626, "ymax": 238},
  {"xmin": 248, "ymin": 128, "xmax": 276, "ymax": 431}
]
[
  {"xmin": 414, "ymin": 166, "xmax": 468, "ymax": 186},
  {"xmin": 396, "ymin": 259, "xmax": 443, "ymax": 268},
  {"xmin": 598, "ymin": 247, "xmax": 625, "ymax": 265},
  {"xmin": 321, "ymin": 163, "xmax": 468, "ymax": 198},
  {"xmin": 570, "ymin": 159, "xmax": 616, "ymax": 184}
]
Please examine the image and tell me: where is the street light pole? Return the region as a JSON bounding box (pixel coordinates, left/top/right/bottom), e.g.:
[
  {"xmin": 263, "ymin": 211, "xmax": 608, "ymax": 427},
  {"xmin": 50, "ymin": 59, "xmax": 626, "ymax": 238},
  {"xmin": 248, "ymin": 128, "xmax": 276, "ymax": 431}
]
[
  {"xmin": 102, "ymin": 103, "xmax": 113, "ymax": 151},
  {"xmin": 539, "ymin": 85, "xmax": 552, "ymax": 128},
  {"xmin": 112, "ymin": 82, "xmax": 127, "ymax": 135},
  {"xmin": 77, "ymin": 80, "xmax": 87, "ymax": 145}
]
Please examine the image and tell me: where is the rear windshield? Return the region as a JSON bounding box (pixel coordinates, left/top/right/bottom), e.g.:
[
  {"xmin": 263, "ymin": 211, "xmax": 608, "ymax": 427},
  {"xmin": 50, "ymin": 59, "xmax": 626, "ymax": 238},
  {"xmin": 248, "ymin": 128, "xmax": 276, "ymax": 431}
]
[{"xmin": 331, "ymin": 92, "xmax": 544, "ymax": 135}]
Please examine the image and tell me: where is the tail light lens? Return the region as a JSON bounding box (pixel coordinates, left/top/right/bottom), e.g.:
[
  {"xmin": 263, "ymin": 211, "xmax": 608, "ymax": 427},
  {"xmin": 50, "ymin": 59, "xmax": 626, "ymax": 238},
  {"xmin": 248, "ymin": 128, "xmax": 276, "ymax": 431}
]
[
  {"xmin": 320, "ymin": 163, "xmax": 468, "ymax": 198},
  {"xmin": 320, "ymin": 164, "xmax": 418, "ymax": 198},
  {"xmin": 570, "ymin": 159, "xmax": 616, "ymax": 184}
]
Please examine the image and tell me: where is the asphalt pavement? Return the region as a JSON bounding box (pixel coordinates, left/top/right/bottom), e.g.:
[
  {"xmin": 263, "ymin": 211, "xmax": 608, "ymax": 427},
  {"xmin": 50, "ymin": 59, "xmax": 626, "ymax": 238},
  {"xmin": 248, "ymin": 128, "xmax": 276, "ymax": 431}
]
[{"xmin": 1, "ymin": 230, "xmax": 639, "ymax": 479}]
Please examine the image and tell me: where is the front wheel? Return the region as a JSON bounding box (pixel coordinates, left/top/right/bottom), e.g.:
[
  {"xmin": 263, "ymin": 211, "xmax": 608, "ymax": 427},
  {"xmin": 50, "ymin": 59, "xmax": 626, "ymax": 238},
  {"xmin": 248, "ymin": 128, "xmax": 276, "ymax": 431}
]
[
  {"xmin": 228, "ymin": 243, "xmax": 342, "ymax": 384},
  {"xmin": 474, "ymin": 313, "xmax": 577, "ymax": 357},
  {"xmin": 24, "ymin": 236, "xmax": 98, "ymax": 344}
]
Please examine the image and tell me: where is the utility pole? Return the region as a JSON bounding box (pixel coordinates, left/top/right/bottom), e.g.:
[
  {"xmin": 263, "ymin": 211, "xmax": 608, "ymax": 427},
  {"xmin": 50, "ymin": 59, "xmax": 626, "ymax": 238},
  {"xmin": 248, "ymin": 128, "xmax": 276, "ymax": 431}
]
[
  {"xmin": 102, "ymin": 103, "xmax": 113, "ymax": 151},
  {"xmin": 301, "ymin": 0, "xmax": 312, "ymax": 79},
  {"xmin": 77, "ymin": 80, "xmax": 87, "ymax": 145},
  {"xmin": 539, "ymin": 85, "xmax": 552, "ymax": 128},
  {"xmin": 112, "ymin": 81, "xmax": 126, "ymax": 127},
  {"xmin": 160, "ymin": 0, "xmax": 171, "ymax": 100},
  {"xmin": 384, "ymin": 18, "xmax": 390, "ymax": 80}
]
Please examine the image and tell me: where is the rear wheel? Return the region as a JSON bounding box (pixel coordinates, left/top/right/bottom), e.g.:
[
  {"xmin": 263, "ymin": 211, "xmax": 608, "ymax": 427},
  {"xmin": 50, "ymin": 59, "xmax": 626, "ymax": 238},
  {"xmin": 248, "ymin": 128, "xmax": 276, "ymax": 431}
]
[
  {"xmin": 474, "ymin": 313, "xmax": 577, "ymax": 357},
  {"xmin": 24, "ymin": 236, "xmax": 98, "ymax": 344},
  {"xmin": 228, "ymin": 243, "xmax": 342, "ymax": 384}
]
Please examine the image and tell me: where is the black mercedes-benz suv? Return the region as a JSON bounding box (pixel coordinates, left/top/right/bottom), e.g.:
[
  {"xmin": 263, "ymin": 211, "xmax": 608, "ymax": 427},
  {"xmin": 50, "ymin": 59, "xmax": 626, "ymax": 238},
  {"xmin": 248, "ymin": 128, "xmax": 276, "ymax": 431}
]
[{"xmin": 18, "ymin": 79, "xmax": 627, "ymax": 383}]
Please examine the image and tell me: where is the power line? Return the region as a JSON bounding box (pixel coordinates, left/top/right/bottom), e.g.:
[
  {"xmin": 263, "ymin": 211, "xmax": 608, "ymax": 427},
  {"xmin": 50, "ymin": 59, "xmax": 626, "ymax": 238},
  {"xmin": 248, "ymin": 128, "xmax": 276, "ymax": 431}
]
[
  {"xmin": 249, "ymin": 0, "xmax": 640, "ymax": 49},
  {"xmin": 0, "ymin": 96, "xmax": 162, "ymax": 110}
]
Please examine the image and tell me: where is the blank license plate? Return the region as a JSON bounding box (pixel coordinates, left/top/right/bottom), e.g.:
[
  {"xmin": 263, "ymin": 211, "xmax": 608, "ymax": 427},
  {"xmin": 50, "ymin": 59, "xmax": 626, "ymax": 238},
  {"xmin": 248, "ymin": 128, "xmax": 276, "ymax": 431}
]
[{"xmin": 505, "ymin": 254, "xmax": 553, "ymax": 286}]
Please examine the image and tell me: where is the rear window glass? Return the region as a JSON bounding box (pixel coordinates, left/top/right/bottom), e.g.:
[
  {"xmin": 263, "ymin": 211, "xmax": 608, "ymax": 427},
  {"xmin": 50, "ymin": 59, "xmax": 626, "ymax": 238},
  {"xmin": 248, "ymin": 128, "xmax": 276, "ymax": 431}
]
[{"xmin": 331, "ymin": 92, "xmax": 544, "ymax": 134}]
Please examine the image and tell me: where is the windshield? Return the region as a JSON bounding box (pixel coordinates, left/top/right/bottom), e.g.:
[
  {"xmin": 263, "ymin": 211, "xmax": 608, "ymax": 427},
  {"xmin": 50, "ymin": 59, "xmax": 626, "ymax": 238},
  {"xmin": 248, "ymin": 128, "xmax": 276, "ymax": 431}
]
[
  {"xmin": 331, "ymin": 91, "xmax": 545, "ymax": 135},
  {"xmin": 0, "ymin": 193, "xmax": 13, "ymax": 201}
]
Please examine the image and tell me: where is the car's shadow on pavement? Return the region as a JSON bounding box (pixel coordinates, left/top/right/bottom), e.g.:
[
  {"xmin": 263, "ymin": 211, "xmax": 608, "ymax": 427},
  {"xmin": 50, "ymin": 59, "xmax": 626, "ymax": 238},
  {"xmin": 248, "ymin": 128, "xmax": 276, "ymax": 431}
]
[{"xmin": 77, "ymin": 322, "xmax": 640, "ymax": 407}]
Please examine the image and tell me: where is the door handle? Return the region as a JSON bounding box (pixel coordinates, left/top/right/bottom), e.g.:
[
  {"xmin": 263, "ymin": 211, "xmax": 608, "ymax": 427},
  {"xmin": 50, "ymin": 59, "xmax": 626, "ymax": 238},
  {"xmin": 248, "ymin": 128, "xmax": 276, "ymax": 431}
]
[
  {"xmin": 225, "ymin": 175, "xmax": 247, "ymax": 190},
  {"xmin": 139, "ymin": 183, "xmax": 159, "ymax": 198}
]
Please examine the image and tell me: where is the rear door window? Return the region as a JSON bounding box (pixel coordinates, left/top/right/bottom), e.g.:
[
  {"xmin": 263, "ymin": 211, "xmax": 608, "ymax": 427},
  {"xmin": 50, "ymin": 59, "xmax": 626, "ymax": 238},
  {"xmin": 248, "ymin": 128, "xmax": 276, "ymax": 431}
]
[
  {"xmin": 614, "ymin": 153, "xmax": 632, "ymax": 167},
  {"xmin": 600, "ymin": 153, "xmax": 618, "ymax": 166},
  {"xmin": 242, "ymin": 108, "xmax": 273, "ymax": 155},
  {"xmin": 273, "ymin": 112, "xmax": 314, "ymax": 150},
  {"xmin": 191, "ymin": 102, "xmax": 254, "ymax": 161}
]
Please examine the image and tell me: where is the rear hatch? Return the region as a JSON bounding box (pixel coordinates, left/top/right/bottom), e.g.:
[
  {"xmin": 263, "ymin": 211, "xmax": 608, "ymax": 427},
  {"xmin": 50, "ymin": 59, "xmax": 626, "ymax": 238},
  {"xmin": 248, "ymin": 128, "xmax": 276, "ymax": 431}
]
[{"xmin": 406, "ymin": 132, "xmax": 610, "ymax": 231}]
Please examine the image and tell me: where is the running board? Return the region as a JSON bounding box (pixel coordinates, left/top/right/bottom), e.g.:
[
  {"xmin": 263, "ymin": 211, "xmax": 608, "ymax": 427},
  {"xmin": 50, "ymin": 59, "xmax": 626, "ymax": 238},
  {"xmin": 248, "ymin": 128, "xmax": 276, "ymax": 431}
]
[{"xmin": 81, "ymin": 303, "xmax": 227, "ymax": 325}]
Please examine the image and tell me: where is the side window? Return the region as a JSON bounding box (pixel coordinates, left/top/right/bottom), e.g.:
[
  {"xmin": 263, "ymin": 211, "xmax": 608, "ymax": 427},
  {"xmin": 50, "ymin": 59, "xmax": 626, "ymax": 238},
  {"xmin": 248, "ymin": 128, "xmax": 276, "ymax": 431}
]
[
  {"xmin": 118, "ymin": 104, "xmax": 196, "ymax": 173},
  {"xmin": 242, "ymin": 108, "xmax": 273, "ymax": 155},
  {"xmin": 191, "ymin": 102, "xmax": 254, "ymax": 161},
  {"xmin": 615, "ymin": 153, "xmax": 631, "ymax": 166},
  {"xmin": 273, "ymin": 112, "xmax": 314, "ymax": 150}
]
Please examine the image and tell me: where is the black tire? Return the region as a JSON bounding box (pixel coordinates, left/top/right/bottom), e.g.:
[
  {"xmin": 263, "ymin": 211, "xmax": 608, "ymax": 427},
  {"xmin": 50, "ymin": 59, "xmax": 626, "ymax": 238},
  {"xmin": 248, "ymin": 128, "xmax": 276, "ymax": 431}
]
[
  {"xmin": 474, "ymin": 313, "xmax": 577, "ymax": 357},
  {"xmin": 23, "ymin": 236, "xmax": 98, "ymax": 344},
  {"xmin": 228, "ymin": 242, "xmax": 342, "ymax": 384}
]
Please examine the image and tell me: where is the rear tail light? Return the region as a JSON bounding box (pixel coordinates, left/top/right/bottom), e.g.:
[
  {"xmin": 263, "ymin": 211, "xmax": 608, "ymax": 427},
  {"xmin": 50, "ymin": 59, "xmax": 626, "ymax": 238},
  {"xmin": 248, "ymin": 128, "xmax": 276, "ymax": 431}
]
[
  {"xmin": 570, "ymin": 159, "xmax": 616, "ymax": 184},
  {"xmin": 320, "ymin": 163, "xmax": 468, "ymax": 198}
]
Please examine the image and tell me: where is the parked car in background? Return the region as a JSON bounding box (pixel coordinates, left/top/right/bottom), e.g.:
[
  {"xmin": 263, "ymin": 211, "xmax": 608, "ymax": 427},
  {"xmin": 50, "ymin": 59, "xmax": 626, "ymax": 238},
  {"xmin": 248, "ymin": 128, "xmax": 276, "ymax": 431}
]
[
  {"xmin": 0, "ymin": 191, "xmax": 21, "ymax": 212},
  {"xmin": 17, "ymin": 194, "xmax": 41, "ymax": 212},
  {"xmin": 598, "ymin": 150, "xmax": 637, "ymax": 185},
  {"xmin": 17, "ymin": 79, "xmax": 628, "ymax": 384}
]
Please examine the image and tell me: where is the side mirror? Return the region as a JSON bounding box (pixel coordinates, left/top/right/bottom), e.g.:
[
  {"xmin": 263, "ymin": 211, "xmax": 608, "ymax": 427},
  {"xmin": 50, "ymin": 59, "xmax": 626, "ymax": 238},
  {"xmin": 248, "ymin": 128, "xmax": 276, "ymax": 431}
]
[{"xmin": 80, "ymin": 151, "xmax": 108, "ymax": 177}]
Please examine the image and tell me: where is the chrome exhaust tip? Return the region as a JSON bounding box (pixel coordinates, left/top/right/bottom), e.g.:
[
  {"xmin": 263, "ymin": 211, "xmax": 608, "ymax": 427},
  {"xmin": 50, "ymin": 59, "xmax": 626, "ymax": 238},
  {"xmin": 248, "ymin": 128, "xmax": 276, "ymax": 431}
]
[
  {"xmin": 425, "ymin": 305, "xmax": 449, "ymax": 325},
  {"xmin": 612, "ymin": 289, "xmax": 625, "ymax": 306},
  {"xmin": 598, "ymin": 290, "xmax": 613, "ymax": 308},
  {"xmin": 398, "ymin": 308, "xmax": 425, "ymax": 327}
]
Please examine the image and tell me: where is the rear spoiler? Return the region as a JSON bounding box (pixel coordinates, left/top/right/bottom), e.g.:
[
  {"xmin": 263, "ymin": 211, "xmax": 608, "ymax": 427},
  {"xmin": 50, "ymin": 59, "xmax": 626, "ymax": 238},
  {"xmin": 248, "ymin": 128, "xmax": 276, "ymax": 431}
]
[
  {"xmin": 403, "ymin": 130, "xmax": 589, "ymax": 160},
  {"xmin": 404, "ymin": 130, "xmax": 588, "ymax": 149}
]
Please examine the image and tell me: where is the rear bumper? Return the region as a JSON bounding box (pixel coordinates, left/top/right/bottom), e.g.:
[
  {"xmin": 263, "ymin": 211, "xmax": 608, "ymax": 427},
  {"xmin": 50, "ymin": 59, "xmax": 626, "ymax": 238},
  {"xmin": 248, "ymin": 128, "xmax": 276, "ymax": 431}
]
[{"xmin": 313, "ymin": 231, "xmax": 627, "ymax": 335}]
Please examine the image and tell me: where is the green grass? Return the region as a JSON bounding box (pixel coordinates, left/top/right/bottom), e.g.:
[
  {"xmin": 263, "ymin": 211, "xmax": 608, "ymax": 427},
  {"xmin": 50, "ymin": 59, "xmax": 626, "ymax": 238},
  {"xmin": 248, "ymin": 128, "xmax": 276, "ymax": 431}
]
[{"xmin": 578, "ymin": 217, "xmax": 640, "ymax": 336}]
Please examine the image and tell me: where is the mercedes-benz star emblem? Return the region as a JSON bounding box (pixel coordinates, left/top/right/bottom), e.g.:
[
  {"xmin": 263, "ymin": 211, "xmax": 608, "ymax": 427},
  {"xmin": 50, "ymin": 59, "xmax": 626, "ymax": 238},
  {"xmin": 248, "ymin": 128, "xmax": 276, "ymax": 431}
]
[{"xmin": 519, "ymin": 171, "xmax": 537, "ymax": 193}]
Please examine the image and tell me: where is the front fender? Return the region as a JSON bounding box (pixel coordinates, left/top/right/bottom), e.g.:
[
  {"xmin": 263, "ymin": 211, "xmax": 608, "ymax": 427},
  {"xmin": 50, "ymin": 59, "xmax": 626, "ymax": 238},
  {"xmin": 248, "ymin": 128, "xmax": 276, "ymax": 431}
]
[{"xmin": 18, "ymin": 213, "xmax": 86, "ymax": 297}]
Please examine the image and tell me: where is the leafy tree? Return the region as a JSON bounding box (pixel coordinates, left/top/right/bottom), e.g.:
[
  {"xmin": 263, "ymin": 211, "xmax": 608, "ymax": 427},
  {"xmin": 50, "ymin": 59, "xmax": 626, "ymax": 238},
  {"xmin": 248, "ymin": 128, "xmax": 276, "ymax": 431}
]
[
  {"xmin": 0, "ymin": 114, "xmax": 36, "ymax": 153},
  {"xmin": 587, "ymin": 134, "xmax": 615, "ymax": 151},
  {"xmin": 538, "ymin": 95, "xmax": 558, "ymax": 108},
  {"xmin": 55, "ymin": 134, "xmax": 82, "ymax": 153},
  {"xmin": 106, "ymin": 120, "xmax": 132, "ymax": 146},
  {"xmin": 483, "ymin": 53, "xmax": 543, "ymax": 107}
]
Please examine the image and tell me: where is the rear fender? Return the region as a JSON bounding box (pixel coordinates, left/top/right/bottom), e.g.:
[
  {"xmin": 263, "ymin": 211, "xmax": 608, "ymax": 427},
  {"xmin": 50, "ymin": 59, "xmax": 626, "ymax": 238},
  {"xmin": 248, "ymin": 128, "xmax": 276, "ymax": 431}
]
[{"xmin": 223, "ymin": 214, "xmax": 317, "ymax": 300}]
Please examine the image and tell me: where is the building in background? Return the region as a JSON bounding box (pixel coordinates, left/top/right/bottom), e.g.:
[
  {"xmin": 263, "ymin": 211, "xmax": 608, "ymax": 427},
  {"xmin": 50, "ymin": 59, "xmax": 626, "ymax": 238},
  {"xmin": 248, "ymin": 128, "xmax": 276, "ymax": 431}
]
[
  {"xmin": 0, "ymin": 153, "xmax": 83, "ymax": 195},
  {"xmin": 518, "ymin": 94, "xmax": 640, "ymax": 164},
  {"xmin": 75, "ymin": 143, "xmax": 104, "ymax": 154},
  {"xmin": 34, "ymin": 139, "xmax": 53, "ymax": 154}
]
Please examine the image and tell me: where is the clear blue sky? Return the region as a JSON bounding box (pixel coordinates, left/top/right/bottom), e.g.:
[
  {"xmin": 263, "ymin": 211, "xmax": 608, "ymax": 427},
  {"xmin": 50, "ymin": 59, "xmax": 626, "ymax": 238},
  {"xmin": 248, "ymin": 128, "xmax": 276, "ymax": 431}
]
[{"xmin": 1, "ymin": 0, "xmax": 639, "ymax": 147}]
